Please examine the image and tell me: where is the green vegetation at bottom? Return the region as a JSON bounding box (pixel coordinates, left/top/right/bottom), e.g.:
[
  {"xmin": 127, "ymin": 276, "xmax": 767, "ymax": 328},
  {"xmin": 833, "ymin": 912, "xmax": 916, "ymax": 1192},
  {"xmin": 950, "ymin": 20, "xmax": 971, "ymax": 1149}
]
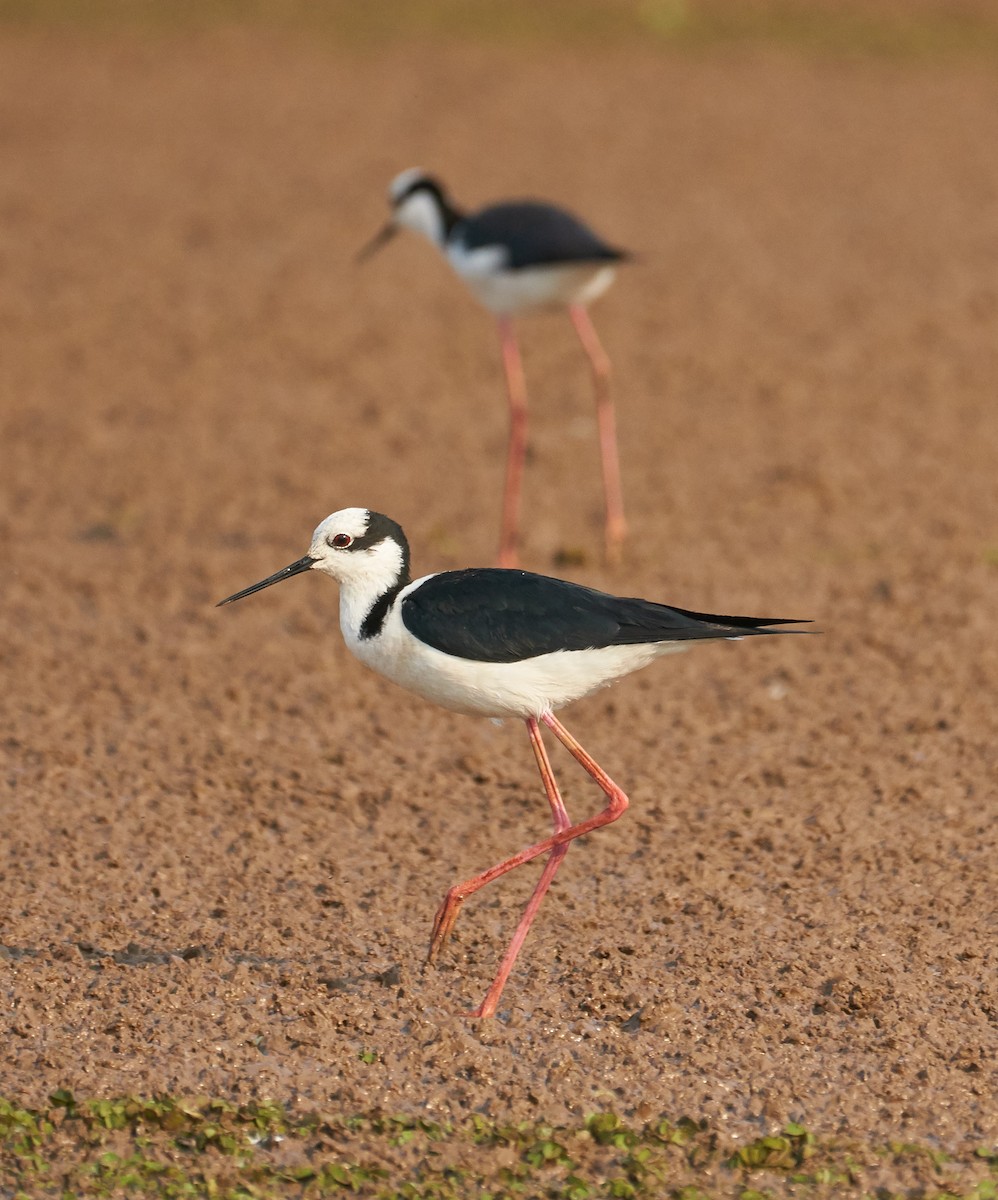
[{"xmin": 1, "ymin": 1094, "xmax": 995, "ymax": 1199}]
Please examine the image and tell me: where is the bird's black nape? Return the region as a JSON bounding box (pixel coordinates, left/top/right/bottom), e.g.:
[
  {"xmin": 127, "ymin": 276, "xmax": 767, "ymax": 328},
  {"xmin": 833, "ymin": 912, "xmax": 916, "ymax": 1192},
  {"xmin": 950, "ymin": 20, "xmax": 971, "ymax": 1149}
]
[
  {"xmin": 348, "ymin": 511, "xmax": 413, "ymax": 643},
  {"xmin": 353, "ymin": 511, "xmax": 412, "ymax": 586},
  {"xmin": 394, "ymin": 173, "xmax": 464, "ymax": 235}
]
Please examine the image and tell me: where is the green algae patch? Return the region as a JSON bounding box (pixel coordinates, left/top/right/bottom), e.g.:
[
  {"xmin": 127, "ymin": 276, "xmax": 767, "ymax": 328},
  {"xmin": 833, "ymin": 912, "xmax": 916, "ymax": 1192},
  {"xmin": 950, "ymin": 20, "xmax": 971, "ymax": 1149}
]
[{"xmin": 1, "ymin": 1095, "xmax": 995, "ymax": 1199}]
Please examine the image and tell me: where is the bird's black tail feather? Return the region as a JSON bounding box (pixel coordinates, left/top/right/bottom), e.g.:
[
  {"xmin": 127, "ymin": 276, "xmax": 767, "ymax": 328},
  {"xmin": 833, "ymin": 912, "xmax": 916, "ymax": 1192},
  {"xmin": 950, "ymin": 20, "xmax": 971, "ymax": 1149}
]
[{"xmin": 665, "ymin": 606, "xmax": 812, "ymax": 635}]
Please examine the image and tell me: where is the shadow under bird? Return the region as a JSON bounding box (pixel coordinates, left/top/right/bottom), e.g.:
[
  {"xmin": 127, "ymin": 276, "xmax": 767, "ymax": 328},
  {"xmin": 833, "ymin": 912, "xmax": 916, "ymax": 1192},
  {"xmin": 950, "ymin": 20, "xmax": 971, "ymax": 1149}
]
[
  {"xmin": 218, "ymin": 508, "xmax": 808, "ymax": 1018},
  {"xmin": 358, "ymin": 169, "xmax": 629, "ymax": 568}
]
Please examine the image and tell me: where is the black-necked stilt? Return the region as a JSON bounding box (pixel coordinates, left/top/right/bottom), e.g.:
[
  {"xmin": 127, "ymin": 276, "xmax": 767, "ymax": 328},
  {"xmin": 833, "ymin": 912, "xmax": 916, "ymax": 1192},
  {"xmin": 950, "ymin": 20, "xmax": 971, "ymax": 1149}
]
[
  {"xmin": 218, "ymin": 508, "xmax": 808, "ymax": 1018},
  {"xmin": 358, "ymin": 170, "xmax": 629, "ymax": 569}
]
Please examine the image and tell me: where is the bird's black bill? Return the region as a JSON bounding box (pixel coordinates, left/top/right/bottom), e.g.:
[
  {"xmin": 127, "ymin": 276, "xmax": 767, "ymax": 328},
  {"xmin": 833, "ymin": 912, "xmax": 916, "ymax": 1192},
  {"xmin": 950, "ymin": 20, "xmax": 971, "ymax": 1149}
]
[
  {"xmin": 356, "ymin": 222, "xmax": 398, "ymax": 263},
  {"xmin": 216, "ymin": 555, "xmax": 316, "ymax": 607}
]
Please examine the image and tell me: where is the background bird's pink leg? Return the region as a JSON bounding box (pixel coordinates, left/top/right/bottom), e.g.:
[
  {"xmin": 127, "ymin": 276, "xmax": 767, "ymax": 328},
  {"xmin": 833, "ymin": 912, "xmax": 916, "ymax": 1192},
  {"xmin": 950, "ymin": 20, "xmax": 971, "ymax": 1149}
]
[
  {"xmin": 427, "ymin": 714, "xmax": 629, "ymax": 1018},
  {"xmin": 569, "ymin": 304, "xmax": 626, "ymax": 562},
  {"xmin": 497, "ymin": 316, "xmax": 528, "ymax": 568}
]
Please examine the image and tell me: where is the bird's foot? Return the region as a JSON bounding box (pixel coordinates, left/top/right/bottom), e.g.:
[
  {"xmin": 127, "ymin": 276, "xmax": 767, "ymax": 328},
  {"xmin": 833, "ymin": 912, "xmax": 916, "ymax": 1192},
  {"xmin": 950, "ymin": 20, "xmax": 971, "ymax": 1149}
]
[
  {"xmin": 427, "ymin": 891, "xmax": 463, "ymax": 963},
  {"xmin": 464, "ymin": 995, "xmax": 498, "ymax": 1020}
]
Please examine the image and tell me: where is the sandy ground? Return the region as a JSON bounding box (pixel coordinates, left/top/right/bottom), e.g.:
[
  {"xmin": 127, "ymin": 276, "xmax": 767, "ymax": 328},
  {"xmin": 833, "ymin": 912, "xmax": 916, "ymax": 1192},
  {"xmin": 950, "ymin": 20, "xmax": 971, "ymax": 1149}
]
[{"xmin": 1, "ymin": 23, "xmax": 996, "ymax": 1167}]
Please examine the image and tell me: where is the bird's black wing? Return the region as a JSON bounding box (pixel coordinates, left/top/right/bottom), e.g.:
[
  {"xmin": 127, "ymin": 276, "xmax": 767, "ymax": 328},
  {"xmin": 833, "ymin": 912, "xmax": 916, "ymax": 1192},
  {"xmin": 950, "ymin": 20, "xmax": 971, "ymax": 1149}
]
[
  {"xmin": 401, "ymin": 569, "xmax": 807, "ymax": 664},
  {"xmin": 458, "ymin": 202, "xmax": 626, "ymax": 269}
]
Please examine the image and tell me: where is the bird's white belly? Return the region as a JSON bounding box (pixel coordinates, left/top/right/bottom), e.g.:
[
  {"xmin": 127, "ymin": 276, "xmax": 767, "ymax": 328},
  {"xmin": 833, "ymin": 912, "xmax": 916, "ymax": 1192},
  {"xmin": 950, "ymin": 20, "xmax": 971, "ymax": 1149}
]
[
  {"xmin": 446, "ymin": 244, "xmax": 616, "ymax": 315},
  {"xmin": 348, "ymin": 615, "xmax": 686, "ymax": 719}
]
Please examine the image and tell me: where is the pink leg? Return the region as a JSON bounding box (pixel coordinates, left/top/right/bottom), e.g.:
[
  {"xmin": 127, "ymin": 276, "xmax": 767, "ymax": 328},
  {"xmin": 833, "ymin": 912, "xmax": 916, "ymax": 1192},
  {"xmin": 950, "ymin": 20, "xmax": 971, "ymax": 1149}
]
[
  {"xmin": 569, "ymin": 304, "xmax": 626, "ymax": 563},
  {"xmin": 497, "ymin": 316, "xmax": 528, "ymax": 569},
  {"xmin": 427, "ymin": 713, "xmax": 629, "ymax": 1019},
  {"xmin": 428, "ymin": 717, "xmax": 568, "ymax": 960},
  {"xmin": 470, "ymin": 837, "xmax": 569, "ymax": 1019},
  {"xmin": 468, "ymin": 719, "xmax": 572, "ymax": 1018}
]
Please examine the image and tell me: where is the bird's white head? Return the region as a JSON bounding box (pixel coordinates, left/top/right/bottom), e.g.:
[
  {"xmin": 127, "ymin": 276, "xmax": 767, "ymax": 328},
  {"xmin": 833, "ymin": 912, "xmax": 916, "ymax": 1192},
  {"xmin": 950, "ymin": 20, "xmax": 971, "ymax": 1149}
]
[
  {"xmin": 357, "ymin": 169, "xmax": 458, "ymax": 262},
  {"xmin": 387, "ymin": 167, "xmax": 433, "ymax": 207},
  {"xmin": 307, "ymin": 508, "xmax": 410, "ymax": 591},
  {"xmin": 387, "ymin": 169, "xmax": 457, "ymax": 248},
  {"xmin": 217, "ymin": 508, "xmax": 411, "ymax": 609}
]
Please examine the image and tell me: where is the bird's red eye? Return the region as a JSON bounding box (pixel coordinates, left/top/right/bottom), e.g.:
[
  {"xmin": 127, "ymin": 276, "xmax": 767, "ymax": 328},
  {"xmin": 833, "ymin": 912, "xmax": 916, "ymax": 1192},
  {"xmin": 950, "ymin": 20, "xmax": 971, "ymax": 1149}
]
[{"xmin": 330, "ymin": 533, "xmax": 353, "ymax": 549}]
